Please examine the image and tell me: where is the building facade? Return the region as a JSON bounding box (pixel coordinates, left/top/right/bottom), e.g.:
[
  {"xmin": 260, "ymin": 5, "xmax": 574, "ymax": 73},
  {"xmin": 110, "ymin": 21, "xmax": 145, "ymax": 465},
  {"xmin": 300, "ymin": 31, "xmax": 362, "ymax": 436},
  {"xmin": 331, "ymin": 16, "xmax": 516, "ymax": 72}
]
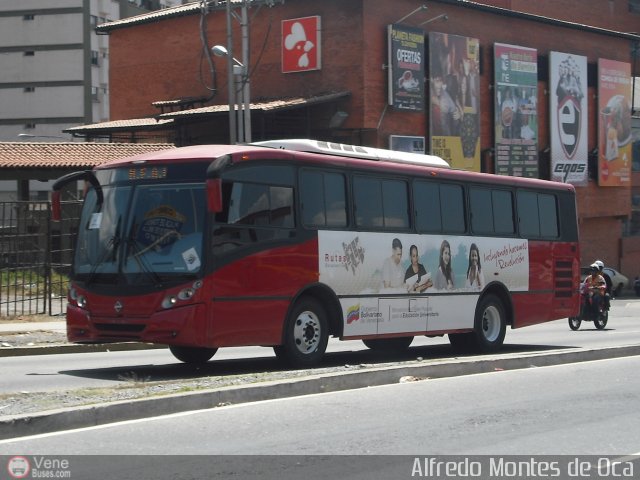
[{"xmin": 71, "ymin": 0, "xmax": 640, "ymax": 281}]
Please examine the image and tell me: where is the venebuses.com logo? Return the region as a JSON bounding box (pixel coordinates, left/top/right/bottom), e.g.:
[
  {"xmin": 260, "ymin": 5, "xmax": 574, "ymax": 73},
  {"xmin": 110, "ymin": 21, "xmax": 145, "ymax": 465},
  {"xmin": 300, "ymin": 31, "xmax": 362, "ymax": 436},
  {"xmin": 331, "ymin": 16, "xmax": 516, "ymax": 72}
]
[
  {"xmin": 7, "ymin": 456, "xmax": 30, "ymax": 479},
  {"xmin": 6, "ymin": 456, "xmax": 71, "ymax": 478}
]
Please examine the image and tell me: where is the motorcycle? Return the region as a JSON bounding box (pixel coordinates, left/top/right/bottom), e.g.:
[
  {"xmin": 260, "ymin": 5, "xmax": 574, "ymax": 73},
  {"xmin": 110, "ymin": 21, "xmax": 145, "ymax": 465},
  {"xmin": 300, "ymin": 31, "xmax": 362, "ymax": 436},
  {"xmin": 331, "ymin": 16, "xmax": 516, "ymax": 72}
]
[{"xmin": 568, "ymin": 283, "xmax": 608, "ymax": 331}]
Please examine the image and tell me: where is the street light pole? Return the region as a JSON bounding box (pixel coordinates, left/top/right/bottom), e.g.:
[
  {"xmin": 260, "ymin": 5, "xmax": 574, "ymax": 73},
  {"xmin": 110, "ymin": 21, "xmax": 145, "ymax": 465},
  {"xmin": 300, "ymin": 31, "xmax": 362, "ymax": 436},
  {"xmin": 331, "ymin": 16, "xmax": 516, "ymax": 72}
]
[{"xmin": 225, "ymin": 0, "xmax": 237, "ymax": 144}]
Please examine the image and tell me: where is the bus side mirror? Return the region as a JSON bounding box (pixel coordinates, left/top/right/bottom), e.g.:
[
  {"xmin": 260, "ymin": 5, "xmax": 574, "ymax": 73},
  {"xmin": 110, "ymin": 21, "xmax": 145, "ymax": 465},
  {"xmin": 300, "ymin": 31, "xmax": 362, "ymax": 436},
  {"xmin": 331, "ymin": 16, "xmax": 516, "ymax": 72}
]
[
  {"xmin": 52, "ymin": 190, "xmax": 62, "ymax": 221},
  {"xmin": 207, "ymin": 178, "xmax": 222, "ymax": 213}
]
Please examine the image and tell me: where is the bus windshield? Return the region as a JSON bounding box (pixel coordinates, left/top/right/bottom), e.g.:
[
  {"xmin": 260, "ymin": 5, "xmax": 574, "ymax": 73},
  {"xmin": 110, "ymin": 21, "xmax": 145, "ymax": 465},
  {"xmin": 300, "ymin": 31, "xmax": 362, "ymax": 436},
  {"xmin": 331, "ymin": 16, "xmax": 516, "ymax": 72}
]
[{"xmin": 73, "ymin": 182, "xmax": 206, "ymax": 284}]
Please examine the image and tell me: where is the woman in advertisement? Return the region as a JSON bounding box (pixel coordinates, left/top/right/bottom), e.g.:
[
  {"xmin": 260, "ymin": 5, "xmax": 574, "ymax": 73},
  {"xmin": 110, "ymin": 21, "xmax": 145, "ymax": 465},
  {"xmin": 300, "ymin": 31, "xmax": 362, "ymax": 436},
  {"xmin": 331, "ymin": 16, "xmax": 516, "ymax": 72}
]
[
  {"xmin": 404, "ymin": 244, "xmax": 433, "ymax": 293},
  {"xmin": 434, "ymin": 239, "xmax": 455, "ymax": 290},
  {"xmin": 465, "ymin": 243, "xmax": 484, "ymax": 290}
]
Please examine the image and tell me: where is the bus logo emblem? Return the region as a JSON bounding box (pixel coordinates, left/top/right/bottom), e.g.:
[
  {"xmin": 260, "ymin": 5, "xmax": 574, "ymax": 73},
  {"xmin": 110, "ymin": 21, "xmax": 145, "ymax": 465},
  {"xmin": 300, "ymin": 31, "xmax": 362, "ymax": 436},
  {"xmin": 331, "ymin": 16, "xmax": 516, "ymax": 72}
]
[{"xmin": 114, "ymin": 300, "xmax": 123, "ymax": 313}]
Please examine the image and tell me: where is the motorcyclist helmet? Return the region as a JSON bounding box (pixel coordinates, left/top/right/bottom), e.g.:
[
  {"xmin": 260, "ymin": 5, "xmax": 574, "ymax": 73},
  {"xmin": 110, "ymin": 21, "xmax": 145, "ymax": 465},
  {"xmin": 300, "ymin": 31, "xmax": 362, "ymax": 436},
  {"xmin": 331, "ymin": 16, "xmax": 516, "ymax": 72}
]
[
  {"xmin": 589, "ymin": 263, "xmax": 599, "ymax": 273},
  {"xmin": 594, "ymin": 260, "xmax": 604, "ymax": 271}
]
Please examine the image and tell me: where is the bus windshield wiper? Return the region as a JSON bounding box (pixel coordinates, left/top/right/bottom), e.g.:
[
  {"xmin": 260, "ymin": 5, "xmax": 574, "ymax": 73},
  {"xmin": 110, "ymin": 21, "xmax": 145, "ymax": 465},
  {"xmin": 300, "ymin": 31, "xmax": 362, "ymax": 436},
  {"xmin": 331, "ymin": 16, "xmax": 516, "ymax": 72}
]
[
  {"xmin": 85, "ymin": 218, "xmax": 121, "ymax": 286},
  {"xmin": 125, "ymin": 226, "xmax": 163, "ymax": 288}
]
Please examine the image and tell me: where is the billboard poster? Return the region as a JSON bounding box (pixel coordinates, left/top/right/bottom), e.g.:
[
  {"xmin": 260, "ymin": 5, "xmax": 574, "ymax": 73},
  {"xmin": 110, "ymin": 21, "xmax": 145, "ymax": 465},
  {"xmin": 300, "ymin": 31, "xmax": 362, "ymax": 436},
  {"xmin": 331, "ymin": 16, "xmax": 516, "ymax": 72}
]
[
  {"xmin": 597, "ymin": 59, "xmax": 632, "ymax": 186},
  {"xmin": 429, "ymin": 32, "xmax": 481, "ymax": 171},
  {"xmin": 319, "ymin": 230, "xmax": 529, "ymax": 337},
  {"xmin": 282, "ymin": 16, "xmax": 321, "ymax": 73},
  {"xmin": 549, "ymin": 52, "xmax": 588, "ymax": 185},
  {"xmin": 387, "ymin": 24, "xmax": 425, "ymax": 111},
  {"xmin": 389, "ymin": 135, "xmax": 425, "ymax": 154},
  {"xmin": 493, "ymin": 43, "xmax": 539, "ymax": 178}
]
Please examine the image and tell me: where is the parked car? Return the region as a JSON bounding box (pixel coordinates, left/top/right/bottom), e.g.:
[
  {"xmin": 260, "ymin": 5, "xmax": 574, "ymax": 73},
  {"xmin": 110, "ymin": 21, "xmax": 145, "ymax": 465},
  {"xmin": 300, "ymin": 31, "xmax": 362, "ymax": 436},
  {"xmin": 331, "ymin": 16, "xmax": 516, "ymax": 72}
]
[{"xmin": 580, "ymin": 266, "xmax": 629, "ymax": 296}]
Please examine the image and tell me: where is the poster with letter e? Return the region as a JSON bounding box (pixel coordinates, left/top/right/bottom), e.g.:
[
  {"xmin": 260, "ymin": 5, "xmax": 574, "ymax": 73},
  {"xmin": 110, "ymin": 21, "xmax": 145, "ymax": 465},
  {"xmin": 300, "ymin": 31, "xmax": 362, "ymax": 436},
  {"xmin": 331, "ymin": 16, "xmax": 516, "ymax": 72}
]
[
  {"xmin": 597, "ymin": 59, "xmax": 632, "ymax": 187},
  {"xmin": 387, "ymin": 24, "xmax": 425, "ymax": 112},
  {"xmin": 549, "ymin": 52, "xmax": 588, "ymax": 185}
]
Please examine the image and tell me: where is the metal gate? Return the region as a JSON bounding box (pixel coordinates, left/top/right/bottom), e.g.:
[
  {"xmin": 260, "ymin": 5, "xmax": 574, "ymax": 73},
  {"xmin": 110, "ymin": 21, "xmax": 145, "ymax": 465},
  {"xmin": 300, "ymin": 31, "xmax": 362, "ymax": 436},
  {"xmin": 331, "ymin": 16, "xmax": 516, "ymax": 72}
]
[{"xmin": 0, "ymin": 201, "xmax": 81, "ymax": 317}]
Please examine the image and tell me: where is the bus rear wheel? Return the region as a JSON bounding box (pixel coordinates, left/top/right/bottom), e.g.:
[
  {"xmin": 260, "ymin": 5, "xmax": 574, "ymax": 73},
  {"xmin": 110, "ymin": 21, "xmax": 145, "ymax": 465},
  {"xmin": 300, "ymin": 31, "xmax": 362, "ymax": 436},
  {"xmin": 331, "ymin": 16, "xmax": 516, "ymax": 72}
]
[
  {"xmin": 472, "ymin": 294, "xmax": 506, "ymax": 352},
  {"xmin": 274, "ymin": 297, "xmax": 328, "ymax": 368},
  {"xmin": 362, "ymin": 336, "xmax": 414, "ymax": 351},
  {"xmin": 169, "ymin": 345, "xmax": 217, "ymax": 364}
]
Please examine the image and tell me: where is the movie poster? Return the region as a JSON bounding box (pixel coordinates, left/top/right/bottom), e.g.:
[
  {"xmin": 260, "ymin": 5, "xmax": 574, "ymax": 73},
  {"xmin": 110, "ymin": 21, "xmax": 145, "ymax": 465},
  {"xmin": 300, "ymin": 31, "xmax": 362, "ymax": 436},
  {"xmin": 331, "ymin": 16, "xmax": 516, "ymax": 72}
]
[
  {"xmin": 388, "ymin": 24, "xmax": 425, "ymax": 111},
  {"xmin": 493, "ymin": 44, "xmax": 539, "ymax": 178},
  {"xmin": 549, "ymin": 52, "xmax": 588, "ymax": 185},
  {"xmin": 428, "ymin": 32, "xmax": 481, "ymax": 171},
  {"xmin": 597, "ymin": 59, "xmax": 632, "ymax": 186}
]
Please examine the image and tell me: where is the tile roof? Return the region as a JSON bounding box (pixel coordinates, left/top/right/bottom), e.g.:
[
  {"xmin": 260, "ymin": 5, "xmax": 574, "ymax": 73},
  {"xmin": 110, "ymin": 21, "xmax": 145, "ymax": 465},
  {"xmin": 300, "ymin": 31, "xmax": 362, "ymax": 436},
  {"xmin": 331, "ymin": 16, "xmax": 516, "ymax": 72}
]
[{"xmin": 0, "ymin": 142, "xmax": 175, "ymax": 169}]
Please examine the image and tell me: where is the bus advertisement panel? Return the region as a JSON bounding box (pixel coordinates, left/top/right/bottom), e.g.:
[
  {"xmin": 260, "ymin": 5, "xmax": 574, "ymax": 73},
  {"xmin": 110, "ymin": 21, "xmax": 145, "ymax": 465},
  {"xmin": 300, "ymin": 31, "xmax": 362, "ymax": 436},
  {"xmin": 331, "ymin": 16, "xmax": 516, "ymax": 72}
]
[{"xmin": 320, "ymin": 231, "xmax": 529, "ymax": 337}]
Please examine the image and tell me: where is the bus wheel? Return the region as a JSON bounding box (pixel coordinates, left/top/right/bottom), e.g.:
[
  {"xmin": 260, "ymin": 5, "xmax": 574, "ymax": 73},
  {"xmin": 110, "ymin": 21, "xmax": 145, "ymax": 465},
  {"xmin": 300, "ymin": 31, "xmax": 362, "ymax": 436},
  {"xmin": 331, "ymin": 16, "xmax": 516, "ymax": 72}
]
[
  {"xmin": 471, "ymin": 294, "xmax": 506, "ymax": 352},
  {"xmin": 568, "ymin": 317, "xmax": 581, "ymax": 331},
  {"xmin": 169, "ymin": 345, "xmax": 217, "ymax": 364},
  {"xmin": 362, "ymin": 336, "xmax": 413, "ymax": 351},
  {"xmin": 274, "ymin": 297, "xmax": 328, "ymax": 367}
]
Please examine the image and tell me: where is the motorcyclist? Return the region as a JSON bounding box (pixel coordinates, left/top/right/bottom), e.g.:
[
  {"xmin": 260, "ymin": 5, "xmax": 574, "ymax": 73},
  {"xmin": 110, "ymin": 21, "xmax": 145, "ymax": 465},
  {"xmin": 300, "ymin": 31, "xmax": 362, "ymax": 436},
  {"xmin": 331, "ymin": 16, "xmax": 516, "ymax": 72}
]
[
  {"xmin": 581, "ymin": 264, "xmax": 606, "ymax": 315},
  {"xmin": 594, "ymin": 259, "xmax": 612, "ymax": 308}
]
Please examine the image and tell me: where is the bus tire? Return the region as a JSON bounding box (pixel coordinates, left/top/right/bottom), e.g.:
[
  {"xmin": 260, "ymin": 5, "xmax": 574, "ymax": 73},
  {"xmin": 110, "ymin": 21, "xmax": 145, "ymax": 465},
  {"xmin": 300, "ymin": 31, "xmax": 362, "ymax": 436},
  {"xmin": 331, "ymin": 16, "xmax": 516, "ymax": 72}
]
[
  {"xmin": 169, "ymin": 345, "xmax": 217, "ymax": 364},
  {"xmin": 470, "ymin": 294, "xmax": 506, "ymax": 353},
  {"xmin": 274, "ymin": 297, "xmax": 328, "ymax": 367},
  {"xmin": 362, "ymin": 336, "xmax": 414, "ymax": 352}
]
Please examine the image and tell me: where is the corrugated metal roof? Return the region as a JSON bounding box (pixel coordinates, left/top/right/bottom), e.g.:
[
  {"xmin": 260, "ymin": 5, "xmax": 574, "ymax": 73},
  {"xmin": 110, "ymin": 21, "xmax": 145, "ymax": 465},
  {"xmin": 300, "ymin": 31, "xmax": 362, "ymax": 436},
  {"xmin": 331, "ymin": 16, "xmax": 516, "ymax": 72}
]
[
  {"xmin": 159, "ymin": 91, "xmax": 351, "ymax": 118},
  {"xmin": 96, "ymin": 0, "xmax": 251, "ymax": 32},
  {"xmin": 64, "ymin": 92, "xmax": 350, "ymax": 133},
  {"xmin": 0, "ymin": 142, "xmax": 175, "ymax": 169},
  {"xmin": 65, "ymin": 118, "xmax": 173, "ymax": 133}
]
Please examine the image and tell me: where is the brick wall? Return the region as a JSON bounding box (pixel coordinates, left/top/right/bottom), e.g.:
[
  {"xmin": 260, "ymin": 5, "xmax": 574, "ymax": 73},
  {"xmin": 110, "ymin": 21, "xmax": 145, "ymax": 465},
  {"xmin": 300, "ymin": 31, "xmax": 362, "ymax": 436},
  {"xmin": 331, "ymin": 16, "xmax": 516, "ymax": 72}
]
[{"xmin": 104, "ymin": 0, "xmax": 639, "ymax": 277}]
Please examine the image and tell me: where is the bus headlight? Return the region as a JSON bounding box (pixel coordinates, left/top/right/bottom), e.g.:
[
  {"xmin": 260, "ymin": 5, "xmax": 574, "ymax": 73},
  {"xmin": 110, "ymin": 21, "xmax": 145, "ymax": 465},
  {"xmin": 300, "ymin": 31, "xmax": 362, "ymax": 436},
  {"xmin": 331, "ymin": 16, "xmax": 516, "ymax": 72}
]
[
  {"xmin": 161, "ymin": 295, "xmax": 178, "ymax": 309},
  {"xmin": 76, "ymin": 295, "xmax": 87, "ymax": 308},
  {"xmin": 178, "ymin": 288, "xmax": 195, "ymax": 300}
]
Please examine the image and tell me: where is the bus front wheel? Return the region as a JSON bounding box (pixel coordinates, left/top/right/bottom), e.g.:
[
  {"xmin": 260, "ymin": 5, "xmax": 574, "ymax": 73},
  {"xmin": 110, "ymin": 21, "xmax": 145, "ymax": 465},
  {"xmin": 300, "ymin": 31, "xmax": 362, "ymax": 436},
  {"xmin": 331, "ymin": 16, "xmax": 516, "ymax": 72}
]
[
  {"xmin": 274, "ymin": 297, "xmax": 328, "ymax": 368},
  {"xmin": 169, "ymin": 345, "xmax": 217, "ymax": 364}
]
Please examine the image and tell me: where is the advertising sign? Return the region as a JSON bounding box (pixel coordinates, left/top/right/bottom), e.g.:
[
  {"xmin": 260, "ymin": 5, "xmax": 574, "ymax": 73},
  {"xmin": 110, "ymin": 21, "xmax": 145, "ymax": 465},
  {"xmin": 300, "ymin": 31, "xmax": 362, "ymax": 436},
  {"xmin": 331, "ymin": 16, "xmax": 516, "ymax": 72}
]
[
  {"xmin": 597, "ymin": 59, "xmax": 632, "ymax": 186},
  {"xmin": 319, "ymin": 231, "xmax": 529, "ymax": 337},
  {"xmin": 428, "ymin": 32, "xmax": 481, "ymax": 171},
  {"xmin": 494, "ymin": 43, "xmax": 539, "ymax": 178},
  {"xmin": 389, "ymin": 135, "xmax": 425, "ymax": 154},
  {"xmin": 387, "ymin": 24, "xmax": 425, "ymax": 111},
  {"xmin": 282, "ymin": 16, "xmax": 321, "ymax": 73},
  {"xmin": 549, "ymin": 52, "xmax": 588, "ymax": 185}
]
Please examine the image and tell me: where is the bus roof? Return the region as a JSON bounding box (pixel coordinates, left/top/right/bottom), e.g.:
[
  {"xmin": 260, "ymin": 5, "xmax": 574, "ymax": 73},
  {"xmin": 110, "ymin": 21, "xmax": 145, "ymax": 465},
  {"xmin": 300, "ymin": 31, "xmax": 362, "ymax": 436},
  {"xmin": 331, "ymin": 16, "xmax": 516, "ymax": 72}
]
[
  {"xmin": 93, "ymin": 141, "xmax": 574, "ymax": 194},
  {"xmin": 251, "ymin": 139, "xmax": 451, "ymax": 168}
]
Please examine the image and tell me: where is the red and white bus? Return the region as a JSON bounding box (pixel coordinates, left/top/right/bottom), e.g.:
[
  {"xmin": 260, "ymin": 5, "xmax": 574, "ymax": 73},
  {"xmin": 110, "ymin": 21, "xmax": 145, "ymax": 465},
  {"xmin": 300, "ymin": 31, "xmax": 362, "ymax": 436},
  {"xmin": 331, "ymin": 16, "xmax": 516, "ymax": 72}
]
[{"xmin": 53, "ymin": 140, "xmax": 580, "ymax": 366}]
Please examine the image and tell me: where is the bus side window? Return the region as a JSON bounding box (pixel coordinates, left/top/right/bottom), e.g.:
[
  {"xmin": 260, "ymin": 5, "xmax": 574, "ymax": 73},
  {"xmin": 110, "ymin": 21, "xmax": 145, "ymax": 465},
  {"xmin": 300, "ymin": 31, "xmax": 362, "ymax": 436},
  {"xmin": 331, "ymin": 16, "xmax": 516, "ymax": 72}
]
[
  {"xmin": 354, "ymin": 176, "xmax": 408, "ymax": 229},
  {"xmin": 517, "ymin": 191, "xmax": 558, "ymax": 238},
  {"xmin": 300, "ymin": 170, "xmax": 347, "ymax": 228}
]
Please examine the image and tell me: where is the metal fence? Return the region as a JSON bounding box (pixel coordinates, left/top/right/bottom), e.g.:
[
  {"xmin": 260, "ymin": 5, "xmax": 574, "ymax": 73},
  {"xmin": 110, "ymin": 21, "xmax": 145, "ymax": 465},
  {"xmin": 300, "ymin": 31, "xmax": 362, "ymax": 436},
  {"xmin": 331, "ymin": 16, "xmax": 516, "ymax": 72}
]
[{"xmin": 0, "ymin": 201, "xmax": 82, "ymax": 317}]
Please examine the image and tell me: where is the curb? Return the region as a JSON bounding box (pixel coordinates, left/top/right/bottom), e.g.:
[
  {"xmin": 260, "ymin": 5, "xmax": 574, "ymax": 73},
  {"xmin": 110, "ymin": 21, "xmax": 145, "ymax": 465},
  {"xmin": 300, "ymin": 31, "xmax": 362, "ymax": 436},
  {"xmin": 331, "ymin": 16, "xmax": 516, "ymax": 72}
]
[
  {"xmin": 2, "ymin": 343, "xmax": 640, "ymax": 440},
  {"xmin": 0, "ymin": 342, "xmax": 164, "ymax": 357}
]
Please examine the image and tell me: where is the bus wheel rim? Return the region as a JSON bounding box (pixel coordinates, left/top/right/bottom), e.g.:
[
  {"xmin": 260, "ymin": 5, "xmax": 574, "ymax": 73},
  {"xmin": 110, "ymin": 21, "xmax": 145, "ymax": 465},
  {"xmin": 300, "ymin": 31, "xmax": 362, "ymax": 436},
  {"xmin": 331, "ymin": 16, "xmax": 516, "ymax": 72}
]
[
  {"xmin": 293, "ymin": 310, "xmax": 321, "ymax": 354},
  {"xmin": 482, "ymin": 305, "xmax": 501, "ymax": 342}
]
